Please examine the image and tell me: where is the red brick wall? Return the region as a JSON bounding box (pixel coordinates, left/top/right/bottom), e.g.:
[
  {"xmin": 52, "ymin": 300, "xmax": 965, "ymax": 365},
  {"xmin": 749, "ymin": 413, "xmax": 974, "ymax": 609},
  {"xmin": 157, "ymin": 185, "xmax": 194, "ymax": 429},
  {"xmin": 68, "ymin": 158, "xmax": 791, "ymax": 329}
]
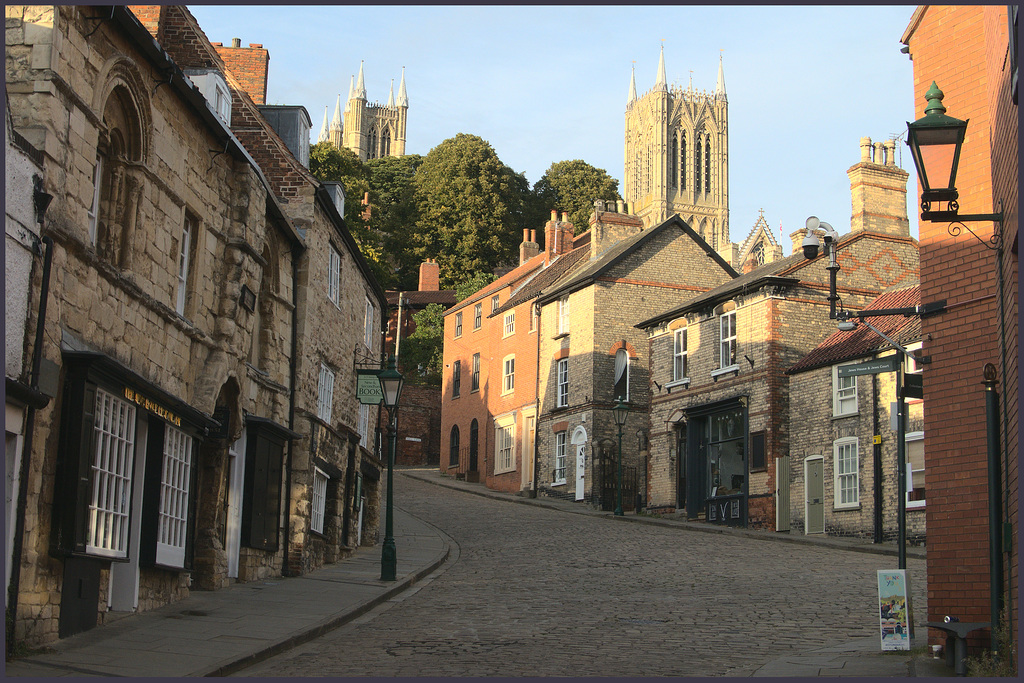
[
  {"xmin": 904, "ymin": 4, "xmax": 1011, "ymax": 654},
  {"xmin": 394, "ymin": 385, "xmax": 441, "ymax": 466},
  {"xmin": 214, "ymin": 43, "xmax": 270, "ymax": 105}
]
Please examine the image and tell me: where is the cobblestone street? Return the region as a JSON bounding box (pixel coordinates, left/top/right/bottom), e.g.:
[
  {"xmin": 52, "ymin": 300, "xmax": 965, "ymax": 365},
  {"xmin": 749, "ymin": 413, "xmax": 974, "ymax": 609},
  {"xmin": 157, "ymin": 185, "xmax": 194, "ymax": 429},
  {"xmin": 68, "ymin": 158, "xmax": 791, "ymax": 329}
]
[{"xmin": 235, "ymin": 474, "xmax": 927, "ymax": 677}]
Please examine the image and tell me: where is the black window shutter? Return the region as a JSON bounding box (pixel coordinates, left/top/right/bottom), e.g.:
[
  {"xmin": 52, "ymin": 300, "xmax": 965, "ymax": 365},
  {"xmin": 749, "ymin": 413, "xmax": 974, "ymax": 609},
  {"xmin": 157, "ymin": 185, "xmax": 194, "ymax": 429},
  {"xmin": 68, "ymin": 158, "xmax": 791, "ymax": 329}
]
[
  {"xmin": 139, "ymin": 423, "xmax": 165, "ymax": 567},
  {"xmin": 751, "ymin": 431, "xmax": 766, "ymax": 471}
]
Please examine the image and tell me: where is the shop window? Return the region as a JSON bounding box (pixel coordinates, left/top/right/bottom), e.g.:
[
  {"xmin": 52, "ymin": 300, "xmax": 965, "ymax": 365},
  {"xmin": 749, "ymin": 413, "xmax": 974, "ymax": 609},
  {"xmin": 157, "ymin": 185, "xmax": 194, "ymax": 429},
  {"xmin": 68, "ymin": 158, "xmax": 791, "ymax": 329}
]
[
  {"xmin": 241, "ymin": 424, "xmax": 286, "ymax": 551},
  {"xmin": 553, "ymin": 431, "xmax": 567, "ymax": 485},
  {"xmin": 833, "ymin": 437, "xmax": 859, "ymax": 509},
  {"xmin": 311, "ymin": 467, "xmax": 328, "ymax": 534},
  {"xmin": 87, "ymin": 388, "xmax": 137, "ymax": 558},
  {"xmin": 905, "ymin": 431, "xmax": 925, "ymax": 508},
  {"xmin": 556, "ymin": 358, "xmax": 569, "ymax": 408},
  {"xmin": 708, "ymin": 407, "xmax": 744, "ymax": 496}
]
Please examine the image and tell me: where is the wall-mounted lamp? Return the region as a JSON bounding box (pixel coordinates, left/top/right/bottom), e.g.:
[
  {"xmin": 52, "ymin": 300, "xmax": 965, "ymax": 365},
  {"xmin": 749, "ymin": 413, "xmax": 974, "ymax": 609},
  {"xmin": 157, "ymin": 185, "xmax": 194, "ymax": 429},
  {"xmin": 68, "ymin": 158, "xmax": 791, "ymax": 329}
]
[{"xmin": 906, "ymin": 81, "xmax": 1003, "ymax": 228}]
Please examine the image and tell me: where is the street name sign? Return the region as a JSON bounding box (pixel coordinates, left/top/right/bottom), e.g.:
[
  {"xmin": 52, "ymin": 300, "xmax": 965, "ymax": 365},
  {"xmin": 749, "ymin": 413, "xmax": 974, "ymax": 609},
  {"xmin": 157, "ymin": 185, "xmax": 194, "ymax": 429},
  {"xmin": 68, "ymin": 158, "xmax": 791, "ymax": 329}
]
[{"xmin": 838, "ymin": 357, "xmax": 899, "ymax": 378}]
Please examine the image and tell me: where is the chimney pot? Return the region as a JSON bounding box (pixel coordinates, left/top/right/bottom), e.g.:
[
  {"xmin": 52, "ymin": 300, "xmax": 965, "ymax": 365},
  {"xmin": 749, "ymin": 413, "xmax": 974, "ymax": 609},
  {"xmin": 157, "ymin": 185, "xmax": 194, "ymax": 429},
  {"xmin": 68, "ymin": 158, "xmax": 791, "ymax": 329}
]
[
  {"xmin": 616, "ymin": 199, "xmax": 624, "ymax": 213},
  {"xmin": 561, "ymin": 212, "xmax": 569, "ymax": 223},
  {"xmin": 550, "ymin": 209, "xmax": 558, "ymax": 221},
  {"xmin": 232, "ymin": 37, "xmax": 241, "ymax": 48}
]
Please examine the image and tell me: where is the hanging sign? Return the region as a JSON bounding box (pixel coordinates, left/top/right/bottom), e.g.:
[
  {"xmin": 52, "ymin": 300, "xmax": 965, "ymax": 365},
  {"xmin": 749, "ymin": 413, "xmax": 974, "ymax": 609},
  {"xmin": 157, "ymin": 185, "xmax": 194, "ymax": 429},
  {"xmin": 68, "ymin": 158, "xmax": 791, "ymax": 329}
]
[
  {"xmin": 877, "ymin": 569, "xmax": 912, "ymax": 651},
  {"xmin": 356, "ymin": 369, "xmax": 383, "ymax": 405},
  {"xmin": 839, "ymin": 357, "xmax": 899, "ymax": 378}
]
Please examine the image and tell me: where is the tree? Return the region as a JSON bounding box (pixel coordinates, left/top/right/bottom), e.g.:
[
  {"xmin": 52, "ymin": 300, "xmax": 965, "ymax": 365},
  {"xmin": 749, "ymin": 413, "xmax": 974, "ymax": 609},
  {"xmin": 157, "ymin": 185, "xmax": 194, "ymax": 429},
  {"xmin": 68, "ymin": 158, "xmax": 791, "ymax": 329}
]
[
  {"xmin": 533, "ymin": 160, "xmax": 622, "ymax": 235},
  {"xmin": 368, "ymin": 155, "xmax": 423, "ymax": 291},
  {"xmin": 454, "ymin": 271, "xmax": 496, "ymax": 302},
  {"xmin": 398, "ymin": 302, "xmax": 445, "ymax": 385},
  {"xmin": 309, "ymin": 142, "xmax": 393, "ymax": 287},
  {"xmin": 411, "ymin": 134, "xmax": 532, "ymax": 288}
]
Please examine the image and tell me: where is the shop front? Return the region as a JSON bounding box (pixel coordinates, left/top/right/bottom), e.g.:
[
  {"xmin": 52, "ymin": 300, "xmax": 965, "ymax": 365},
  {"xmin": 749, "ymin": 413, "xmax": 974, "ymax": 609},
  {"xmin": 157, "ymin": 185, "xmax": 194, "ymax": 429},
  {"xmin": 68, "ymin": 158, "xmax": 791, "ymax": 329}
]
[{"xmin": 681, "ymin": 397, "xmax": 748, "ymax": 527}]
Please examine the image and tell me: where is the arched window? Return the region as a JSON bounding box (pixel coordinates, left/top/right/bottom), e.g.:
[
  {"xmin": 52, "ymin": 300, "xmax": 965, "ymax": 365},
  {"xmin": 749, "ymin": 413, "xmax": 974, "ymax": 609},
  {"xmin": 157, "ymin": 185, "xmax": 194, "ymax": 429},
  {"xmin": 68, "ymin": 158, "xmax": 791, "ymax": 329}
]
[
  {"xmin": 95, "ymin": 84, "xmax": 145, "ymax": 268},
  {"xmin": 694, "ymin": 137, "xmax": 702, "ymax": 194},
  {"xmin": 368, "ymin": 128, "xmax": 378, "ymax": 160},
  {"xmin": 669, "ymin": 133, "xmax": 678, "ymax": 190},
  {"xmin": 704, "ymin": 135, "xmax": 711, "ymax": 193},
  {"xmin": 449, "ymin": 425, "xmax": 460, "ymax": 467},
  {"xmin": 680, "ymin": 131, "xmax": 686, "ymax": 190},
  {"xmin": 381, "ymin": 127, "xmax": 391, "ymax": 157},
  {"xmin": 613, "ymin": 348, "xmax": 630, "ymax": 402}
]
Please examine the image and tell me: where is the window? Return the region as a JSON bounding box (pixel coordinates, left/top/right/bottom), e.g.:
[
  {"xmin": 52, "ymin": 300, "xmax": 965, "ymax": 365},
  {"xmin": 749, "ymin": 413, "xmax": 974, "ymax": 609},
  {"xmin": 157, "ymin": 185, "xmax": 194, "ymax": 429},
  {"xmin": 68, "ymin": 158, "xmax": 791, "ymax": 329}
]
[
  {"xmin": 502, "ymin": 355, "xmax": 515, "ymax": 394},
  {"xmin": 311, "ymin": 467, "xmax": 328, "ymax": 534},
  {"xmin": 750, "ymin": 431, "xmax": 766, "ymax": 471},
  {"xmin": 87, "ymin": 388, "xmax": 137, "ymax": 558},
  {"xmin": 694, "ymin": 137, "xmax": 702, "ymax": 194},
  {"xmin": 449, "ymin": 426, "xmax": 460, "ymax": 467},
  {"xmin": 358, "ymin": 403, "xmax": 370, "ymax": 449},
  {"xmin": 558, "ymin": 296, "xmax": 570, "ymax": 335},
  {"xmin": 613, "ymin": 349, "xmax": 630, "ymax": 401},
  {"xmin": 707, "ymin": 407, "xmax": 745, "ymax": 496},
  {"xmin": 556, "ymin": 358, "xmax": 569, "ymax": 408},
  {"xmin": 471, "ymin": 353, "xmax": 480, "ymax": 392},
  {"xmin": 906, "ymin": 431, "xmax": 925, "ymax": 508},
  {"xmin": 833, "ymin": 364, "xmax": 858, "ymax": 416},
  {"xmin": 491, "ymin": 294, "xmax": 500, "ymax": 313},
  {"xmin": 176, "ymin": 214, "xmax": 195, "ymax": 315},
  {"xmin": 452, "ymin": 360, "xmax": 461, "ymax": 398},
  {"xmin": 719, "ymin": 310, "xmax": 736, "ymax": 368},
  {"xmin": 680, "ymin": 131, "xmax": 686, "ymax": 190},
  {"xmin": 155, "ymin": 425, "xmax": 193, "ymax": 567},
  {"xmin": 473, "ymin": 303, "xmax": 482, "ymax": 330},
  {"xmin": 317, "ymin": 363, "xmax": 335, "ymax": 422},
  {"xmin": 833, "ymin": 437, "xmax": 859, "ymax": 509},
  {"xmin": 454, "ymin": 311, "xmax": 463, "ymax": 338},
  {"xmin": 504, "ymin": 311, "xmax": 515, "ymax": 337},
  {"xmin": 553, "ymin": 431, "xmax": 567, "ymax": 485},
  {"xmin": 87, "ymin": 155, "xmax": 103, "ymax": 244},
  {"xmin": 673, "ymin": 327, "xmax": 688, "ymax": 382},
  {"xmin": 495, "ymin": 422, "xmax": 514, "ymax": 474},
  {"xmin": 327, "ymin": 246, "xmax": 341, "ymax": 306},
  {"xmin": 364, "ymin": 298, "xmax": 375, "ymax": 348}
]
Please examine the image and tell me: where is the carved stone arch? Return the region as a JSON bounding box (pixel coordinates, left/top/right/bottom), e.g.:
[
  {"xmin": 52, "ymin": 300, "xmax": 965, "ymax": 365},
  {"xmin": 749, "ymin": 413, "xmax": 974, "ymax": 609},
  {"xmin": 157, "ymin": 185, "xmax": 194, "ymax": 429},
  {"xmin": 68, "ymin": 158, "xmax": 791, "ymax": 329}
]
[{"xmin": 92, "ymin": 56, "xmax": 151, "ymax": 163}]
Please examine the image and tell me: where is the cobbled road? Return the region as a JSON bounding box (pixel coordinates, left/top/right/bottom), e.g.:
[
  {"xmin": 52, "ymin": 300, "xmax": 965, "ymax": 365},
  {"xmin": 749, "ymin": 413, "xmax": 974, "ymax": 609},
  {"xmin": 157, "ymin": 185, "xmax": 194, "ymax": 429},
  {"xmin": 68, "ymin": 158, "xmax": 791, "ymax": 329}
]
[{"xmin": 236, "ymin": 474, "xmax": 927, "ymax": 677}]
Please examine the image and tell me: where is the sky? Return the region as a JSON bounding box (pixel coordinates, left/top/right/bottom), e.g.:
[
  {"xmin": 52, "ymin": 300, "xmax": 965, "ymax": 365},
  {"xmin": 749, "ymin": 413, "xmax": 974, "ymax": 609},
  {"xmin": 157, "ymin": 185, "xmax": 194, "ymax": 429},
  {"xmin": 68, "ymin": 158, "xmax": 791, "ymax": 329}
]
[{"xmin": 188, "ymin": 5, "xmax": 921, "ymax": 243}]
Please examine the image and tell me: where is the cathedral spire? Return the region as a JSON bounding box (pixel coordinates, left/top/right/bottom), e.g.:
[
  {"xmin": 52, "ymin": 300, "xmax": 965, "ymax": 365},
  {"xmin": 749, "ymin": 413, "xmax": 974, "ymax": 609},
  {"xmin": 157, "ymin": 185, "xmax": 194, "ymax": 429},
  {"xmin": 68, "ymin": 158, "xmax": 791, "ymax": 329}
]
[
  {"xmin": 330, "ymin": 95, "xmax": 342, "ymax": 132},
  {"xmin": 355, "ymin": 60, "xmax": 367, "ymax": 100},
  {"xmin": 627, "ymin": 63, "xmax": 637, "ymax": 105},
  {"xmin": 318, "ymin": 105, "xmax": 329, "ymax": 143},
  {"xmin": 344, "ymin": 75, "xmax": 353, "ymax": 113},
  {"xmin": 387, "ymin": 78, "xmax": 395, "ymax": 108},
  {"xmin": 397, "ymin": 66, "xmax": 409, "ymax": 108},
  {"xmin": 715, "ymin": 52, "xmax": 726, "ymax": 98},
  {"xmin": 654, "ymin": 43, "xmax": 667, "ymax": 92}
]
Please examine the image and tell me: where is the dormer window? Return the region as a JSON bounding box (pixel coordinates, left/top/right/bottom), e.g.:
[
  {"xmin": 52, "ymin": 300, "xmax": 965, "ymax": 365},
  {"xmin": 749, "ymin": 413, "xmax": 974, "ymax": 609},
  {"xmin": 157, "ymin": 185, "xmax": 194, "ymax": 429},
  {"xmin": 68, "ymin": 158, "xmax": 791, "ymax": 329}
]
[{"xmin": 184, "ymin": 69, "xmax": 232, "ymax": 126}]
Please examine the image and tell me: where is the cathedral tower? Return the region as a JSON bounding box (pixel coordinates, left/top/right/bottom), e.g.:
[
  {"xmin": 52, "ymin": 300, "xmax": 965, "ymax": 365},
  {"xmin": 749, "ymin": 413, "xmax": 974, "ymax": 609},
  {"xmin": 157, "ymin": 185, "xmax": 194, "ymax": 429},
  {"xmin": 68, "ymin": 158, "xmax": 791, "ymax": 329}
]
[
  {"xmin": 624, "ymin": 47, "xmax": 729, "ymax": 255},
  {"xmin": 339, "ymin": 62, "xmax": 408, "ymax": 161}
]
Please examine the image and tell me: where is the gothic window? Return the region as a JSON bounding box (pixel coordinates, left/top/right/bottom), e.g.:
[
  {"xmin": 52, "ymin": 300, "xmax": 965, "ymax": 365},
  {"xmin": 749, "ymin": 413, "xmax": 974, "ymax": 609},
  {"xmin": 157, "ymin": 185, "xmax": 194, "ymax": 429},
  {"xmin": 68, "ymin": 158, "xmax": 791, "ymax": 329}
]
[
  {"xmin": 368, "ymin": 128, "xmax": 378, "ymax": 160},
  {"xmin": 381, "ymin": 127, "xmax": 391, "ymax": 157},
  {"xmin": 670, "ymin": 133, "xmax": 678, "ymax": 190},
  {"xmin": 95, "ymin": 84, "xmax": 145, "ymax": 268},
  {"xmin": 680, "ymin": 132, "xmax": 686, "ymax": 190},
  {"xmin": 704, "ymin": 135, "xmax": 711, "ymax": 193},
  {"xmin": 694, "ymin": 137, "xmax": 702, "ymax": 194},
  {"xmin": 751, "ymin": 240, "xmax": 765, "ymax": 267}
]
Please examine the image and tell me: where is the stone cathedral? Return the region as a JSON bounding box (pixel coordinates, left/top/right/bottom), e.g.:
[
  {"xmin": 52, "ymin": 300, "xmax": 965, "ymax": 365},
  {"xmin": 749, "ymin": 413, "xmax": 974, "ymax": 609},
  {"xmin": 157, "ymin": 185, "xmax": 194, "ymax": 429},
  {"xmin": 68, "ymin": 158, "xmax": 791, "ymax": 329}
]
[
  {"xmin": 318, "ymin": 61, "xmax": 408, "ymax": 162},
  {"xmin": 625, "ymin": 47, "xmax": 731, "ymax": 259}
]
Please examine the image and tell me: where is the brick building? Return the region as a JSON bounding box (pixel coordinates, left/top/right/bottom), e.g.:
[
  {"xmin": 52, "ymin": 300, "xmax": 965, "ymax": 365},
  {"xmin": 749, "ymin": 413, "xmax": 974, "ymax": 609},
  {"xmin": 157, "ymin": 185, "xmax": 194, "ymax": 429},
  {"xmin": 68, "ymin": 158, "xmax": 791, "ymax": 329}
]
[
  {"xmin": 786, "ymin": 286, "xmax": 926, "ymax": 543},
  {"xmin": 386, "ymin": 260, "xmax": 456, "ymax": 466},
  {"xmin": 638, "ymin": 138, "xmax": 918, "ymax": 529},
  {"xmin": 901, "ymin": 4, "xmax": 1018, "ymax": 655}
]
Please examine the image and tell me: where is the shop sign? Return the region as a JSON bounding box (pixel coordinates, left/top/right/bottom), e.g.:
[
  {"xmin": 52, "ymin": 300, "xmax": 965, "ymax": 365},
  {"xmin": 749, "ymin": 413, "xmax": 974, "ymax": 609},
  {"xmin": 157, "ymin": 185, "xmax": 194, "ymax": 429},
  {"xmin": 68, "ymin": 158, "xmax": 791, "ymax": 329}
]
[
  {"xmin": 123, "ymin": 387, "xmax": 181, "ymax": 426},
  {"xmin": 356, "ymin": 370, "xmax": 383, "ymax": 405},
  {"xmin": 877, "ymin": 569, "xmax": 912, "ymax": 651}
]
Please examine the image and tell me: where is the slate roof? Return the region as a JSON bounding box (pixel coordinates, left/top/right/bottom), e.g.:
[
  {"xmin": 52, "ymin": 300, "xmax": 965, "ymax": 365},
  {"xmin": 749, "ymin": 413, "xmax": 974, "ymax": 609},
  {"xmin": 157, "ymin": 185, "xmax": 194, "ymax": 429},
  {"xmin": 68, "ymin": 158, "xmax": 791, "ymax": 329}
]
[
  {"xmin": 786, "ymin": 285, "xmax": 922, "ymax": 375},
  {"xmin": 385, "ymin": 290, "xmax": 457, "ymax": 308},
  {"xmin": 492, "ymin": 245, "xmax": 591, "ymax": 316},
  {"xmin": 444, "ymin": 252, "xmax": 545, "ymax": 317}
]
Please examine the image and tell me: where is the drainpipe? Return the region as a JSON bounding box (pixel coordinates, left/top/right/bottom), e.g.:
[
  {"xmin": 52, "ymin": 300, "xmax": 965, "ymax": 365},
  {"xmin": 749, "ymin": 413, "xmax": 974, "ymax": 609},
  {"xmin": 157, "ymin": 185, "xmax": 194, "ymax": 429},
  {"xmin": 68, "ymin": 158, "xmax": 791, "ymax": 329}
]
[
  {"xmin": 283, "ymin": 241, "xmax": 300, "ymax": 576},
  {"xmin": 982, "ymin": 364, "xmax": 1003, "ymax": 653},
  {"xmin": 994, "ymin": 244, "xmax": 1011, "ymax": 642},
  {"xmin": 7, "ymin": 230, "xmax": 53, "ymax": 652},
  {"xmin": 872, "ymin": 373, "xmax": 882, "ymax": 544},
  {"xmin": 531, "ymin": 300, "xmax": 541, "ymax": 499}
]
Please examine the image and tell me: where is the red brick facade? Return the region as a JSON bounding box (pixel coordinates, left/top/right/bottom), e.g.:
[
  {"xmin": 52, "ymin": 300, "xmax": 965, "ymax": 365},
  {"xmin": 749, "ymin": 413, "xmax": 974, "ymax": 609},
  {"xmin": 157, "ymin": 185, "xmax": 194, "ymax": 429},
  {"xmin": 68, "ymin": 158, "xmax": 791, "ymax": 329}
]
[{"xmin": 902, "ymin": 4, "xmax": 1018, "ymax": 655}]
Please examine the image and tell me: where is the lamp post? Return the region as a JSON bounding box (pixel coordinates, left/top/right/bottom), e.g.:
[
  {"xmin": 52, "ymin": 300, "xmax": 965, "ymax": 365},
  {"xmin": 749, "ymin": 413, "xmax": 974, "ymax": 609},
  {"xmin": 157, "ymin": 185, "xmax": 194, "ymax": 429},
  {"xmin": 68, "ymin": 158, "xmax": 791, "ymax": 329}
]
[
  {"xmin": 612, "ymin": 397, "xmax": 629, "ymax": 516},
  {"xmin": 377, "ymin": 355, "xmax": 404, "ymax": 581}
]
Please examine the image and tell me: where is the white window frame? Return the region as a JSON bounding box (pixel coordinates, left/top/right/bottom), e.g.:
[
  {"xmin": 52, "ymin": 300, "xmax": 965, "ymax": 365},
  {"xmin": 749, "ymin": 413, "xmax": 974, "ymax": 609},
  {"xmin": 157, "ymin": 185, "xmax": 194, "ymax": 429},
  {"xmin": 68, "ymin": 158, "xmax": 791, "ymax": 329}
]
[
  {"xmin": 87, "ymin": 388, "xmax": 137, "ymax": 558},
  {"xmin": 832, "ymin": 364, "xmax": 859, "ymax": 417},
  {"xmin": 553, "ymin": 431, "xmax": 567, "ymax": 485},
  {"xmin": 327, "ymin": 246, "xmax": 341, "ymax": 307},
  {"xmin": 833, "ymin": 437, "xmax": 859, "ymax": 509},
  {"xmin": 176, "ymin": 215, "xmax": 194, "ymax": 316},
  {"xmin": 364, "ymin": 297, "xmax": 375, "ymax": 349},
  {"xmin": 494, "ymin": 420, "xmax": 515, "ymax": 475},
  {"xmin": 87, "ymin": 155, "xmax": 103, "ymax": 244},
  {"xmin": 311, "ymin": 467, "xmax": 328, "ymax": 534},
  {"xmin": 471, "ymin": 353, "xmax": 480, "ymax": 392},
  {"xmin": 557, "ymin": 296, "xmax": 570, "ymax": 335},
  {"xmin": 318, "ymin": 363, "xmax": 335, "ymax": 423},
  {"xmin": 473, "ymin": 303, "xmax": 482, "ymax": 330},
  {"xmin": 556, "ymin": 358, "xmax": 569, "ymax": 408},
  {"xmin": 719, "ymin": 310, "xmax": 737, "ymax": 369},
  {"xmin": 502, "ymin": 354, "xmax": 515, "ymax": 395},
  {"xmin": 905, "ymin": 431, "xmax": 925, "ymax": 509},
  {"xmin": 491, "ymin": 294, "xmax": 500, "ymax": 313},
  {"xmin": 156, "ymin": 425, "xmax": 193, "ymax": 568},
  {"xmin": 454, "ymin": 311, "xmax": 463, "ymax": 338},
  {"xmin": 504, "ymin": 311, "xmax": 515, "ymax": 337},
  {"xmin": 672, "ymin": 327, "xmax": 688, "ymax": 383}
]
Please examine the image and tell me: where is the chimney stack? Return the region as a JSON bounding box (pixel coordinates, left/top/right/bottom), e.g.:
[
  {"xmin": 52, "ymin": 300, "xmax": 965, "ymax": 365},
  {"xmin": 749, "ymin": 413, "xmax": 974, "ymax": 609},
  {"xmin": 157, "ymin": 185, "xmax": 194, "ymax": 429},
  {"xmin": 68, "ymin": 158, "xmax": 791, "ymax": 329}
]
[
  {"xmin": 520, "ymin": 228, "xmax": 540, "ymax": 265},
  {"xmin": 213, "ymin": 39, "xmax": 270, "ymax": 105},
  {"xmin": 847, "ymin": 136, "xmax": 910, "ymax": 237},
  {"xmin": 418, "ymin": 259, "xmax": 440, "ymax": 292},
  {"xmin": 544, "ymin": 212, "xmax": 574, "ymax": 259}
]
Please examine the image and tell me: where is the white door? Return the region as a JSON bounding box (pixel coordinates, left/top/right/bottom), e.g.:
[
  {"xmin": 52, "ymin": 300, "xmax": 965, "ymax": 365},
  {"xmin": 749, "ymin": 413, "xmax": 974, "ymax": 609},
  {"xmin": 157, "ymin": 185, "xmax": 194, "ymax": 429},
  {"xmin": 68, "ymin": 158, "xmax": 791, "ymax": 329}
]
[
  {"xmin": 572, "ymin": 426, "xmax": 588, "ymax": 501},
  {"xmin": 109, "ymin": 418, "xmax": 147, "ymax": 612},
  {"xmin": 226, "ymin": 428, "xmax": 246, "ymax": 579}
]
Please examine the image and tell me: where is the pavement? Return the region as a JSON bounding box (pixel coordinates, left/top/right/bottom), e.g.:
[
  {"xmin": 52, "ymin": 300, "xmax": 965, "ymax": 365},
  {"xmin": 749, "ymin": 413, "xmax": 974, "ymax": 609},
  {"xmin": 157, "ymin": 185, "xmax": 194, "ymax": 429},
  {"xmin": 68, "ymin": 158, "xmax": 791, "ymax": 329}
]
[{"xmin": 4, "ymin": 467, "xmax": 954, "ymax": 678}]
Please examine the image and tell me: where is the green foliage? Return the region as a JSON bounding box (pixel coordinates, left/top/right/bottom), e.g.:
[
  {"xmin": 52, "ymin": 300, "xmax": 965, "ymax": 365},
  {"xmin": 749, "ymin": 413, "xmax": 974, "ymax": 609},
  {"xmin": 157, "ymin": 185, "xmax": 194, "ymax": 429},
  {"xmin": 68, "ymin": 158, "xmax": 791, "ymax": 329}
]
[
  {"xmin": 411, "ymin": 133, "xmax": 532, "ymax": 289},
  {"xmin": 399, "ymin": 303, "xmax": 445, "ymax": 385},
  {"xmin": 368, "ymin": 155, "xmax": 423, "ymax": 291},
  {"xmin": 309, "ymin": 142, "xmax": 393, "ymax": 288},
  {"xmin": 965, "ymin": 613, "xmax": 1017, "ymax": 677},
  {"xmin": 533, "ymin": 159, "xmax": 622, "ymax": 235},
  {"xmin": 454, "ymin": 271, "xmax": 497, "ymax": 302}
]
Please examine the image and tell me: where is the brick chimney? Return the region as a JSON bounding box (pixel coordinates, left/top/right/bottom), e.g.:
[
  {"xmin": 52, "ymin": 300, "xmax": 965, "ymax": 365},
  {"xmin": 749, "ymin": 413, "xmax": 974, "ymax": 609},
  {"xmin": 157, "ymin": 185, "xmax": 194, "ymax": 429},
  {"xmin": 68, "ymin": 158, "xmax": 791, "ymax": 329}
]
[
  {"xmin": 589, "ymin": 199, "xmax": 643, "ymax": 260},
  {"xmin": 214, "ymin": 40, "xmax": 270, "ymax": 105},
  {"xmin": 544, "ymin": 210, "xmax": 575, "ymax": 259},
  {"xmin": 847, "ymin": 136, "xmax": 910, "ymax": 237},
  {"xmin": 418, "ymin": 259, "xmax": 439, "ymax": 292},
  {"xmin": 519, "ymin": 228, "xmax": 540, "ymax": 265}
]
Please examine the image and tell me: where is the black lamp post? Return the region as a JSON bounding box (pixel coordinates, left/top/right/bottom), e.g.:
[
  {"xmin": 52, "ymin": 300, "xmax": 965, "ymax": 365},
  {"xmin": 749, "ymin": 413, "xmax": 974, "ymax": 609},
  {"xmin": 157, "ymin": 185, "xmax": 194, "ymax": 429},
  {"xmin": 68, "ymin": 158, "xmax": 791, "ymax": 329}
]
[
  {"xmin": 612, "ymin": 397, "xmax": 629, "ymax": 516},
  {"xmin": 378, "ymin": 355, "xmax": 404, "ymax": 581}
]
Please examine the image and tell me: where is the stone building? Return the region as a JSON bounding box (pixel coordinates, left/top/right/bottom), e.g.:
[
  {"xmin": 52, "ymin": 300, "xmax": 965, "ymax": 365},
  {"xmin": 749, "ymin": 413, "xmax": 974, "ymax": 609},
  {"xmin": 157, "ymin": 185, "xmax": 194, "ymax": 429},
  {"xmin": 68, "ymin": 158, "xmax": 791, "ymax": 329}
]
[
  {"xmin": 637, "ymin": 138, "xmax": 918, "ymax": 529},
  {"xmin": 786, "ymin": 285, "xmax": 926, "ymax": 543},
  {"xmin": 319, "ymin": 61, "xmax": 408, "ymax": 162},
  {"xmin": 4, "ymin": 5, "xmax": 302, "ymax": 643},
  {"xmin": 901, "ymin": 4, "xmax": 1018, "ymax": 654},
  {"xmin": 625, "ymin": 47, "xmax": 731, "ymax": 261}
]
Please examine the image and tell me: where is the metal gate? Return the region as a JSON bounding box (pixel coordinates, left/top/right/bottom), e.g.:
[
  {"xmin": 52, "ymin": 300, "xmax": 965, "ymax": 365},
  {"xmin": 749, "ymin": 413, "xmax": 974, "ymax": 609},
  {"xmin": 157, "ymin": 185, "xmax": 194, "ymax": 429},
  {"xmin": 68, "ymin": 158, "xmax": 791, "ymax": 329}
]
[{"xmin": 600, "ymin": 457, "xmax": 637, "ymax": 512}]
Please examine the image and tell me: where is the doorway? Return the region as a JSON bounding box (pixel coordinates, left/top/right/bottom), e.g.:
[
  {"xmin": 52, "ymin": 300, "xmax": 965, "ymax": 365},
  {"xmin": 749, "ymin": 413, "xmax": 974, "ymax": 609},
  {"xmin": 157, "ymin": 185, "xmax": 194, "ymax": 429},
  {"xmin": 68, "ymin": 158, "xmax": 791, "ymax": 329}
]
[
  {"xmin": 572, "ymin": 426, "xmax": 587, "ymax": 501},
  {"xmin": 804, "ymin": 456, "xmax": 824, "ymax": 534}
]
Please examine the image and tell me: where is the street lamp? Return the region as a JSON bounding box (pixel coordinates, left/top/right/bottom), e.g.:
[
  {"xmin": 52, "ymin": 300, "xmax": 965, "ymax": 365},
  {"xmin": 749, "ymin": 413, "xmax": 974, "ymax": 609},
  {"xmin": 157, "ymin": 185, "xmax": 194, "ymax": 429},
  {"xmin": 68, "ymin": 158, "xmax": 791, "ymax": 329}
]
[
  {"xmin": 378, "ymin": 355, "xmax": 404, "ymax": 581},
  {"xmin": 612, "ymin": 397, "xmax": 629, "ymax": 516}
]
